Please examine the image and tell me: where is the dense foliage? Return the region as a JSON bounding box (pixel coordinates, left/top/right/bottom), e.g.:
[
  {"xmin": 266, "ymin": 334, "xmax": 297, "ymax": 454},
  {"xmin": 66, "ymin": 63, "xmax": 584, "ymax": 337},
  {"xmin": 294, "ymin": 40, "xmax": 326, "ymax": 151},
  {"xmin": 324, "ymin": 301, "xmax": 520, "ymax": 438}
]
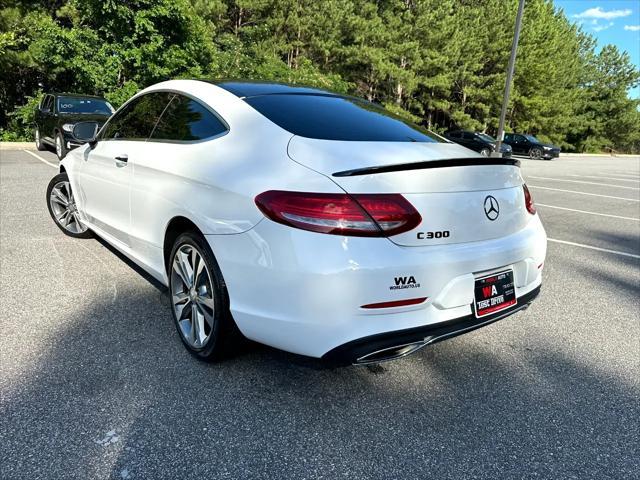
[{"xmin": 1, "ymin": 0, "xmax": 639, "ymax": 152}]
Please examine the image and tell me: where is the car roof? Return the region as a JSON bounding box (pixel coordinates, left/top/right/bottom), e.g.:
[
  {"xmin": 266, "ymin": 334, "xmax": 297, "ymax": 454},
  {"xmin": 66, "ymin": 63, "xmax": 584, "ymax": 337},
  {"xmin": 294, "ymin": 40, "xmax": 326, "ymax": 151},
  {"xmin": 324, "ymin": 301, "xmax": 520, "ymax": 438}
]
[
  {"xmin": 213, "ymin": 81, "xmax": 340, "ymax": 98},
  {"xmin": 46, "ymin": 93, "xmax": 108, "ymax": 100}
]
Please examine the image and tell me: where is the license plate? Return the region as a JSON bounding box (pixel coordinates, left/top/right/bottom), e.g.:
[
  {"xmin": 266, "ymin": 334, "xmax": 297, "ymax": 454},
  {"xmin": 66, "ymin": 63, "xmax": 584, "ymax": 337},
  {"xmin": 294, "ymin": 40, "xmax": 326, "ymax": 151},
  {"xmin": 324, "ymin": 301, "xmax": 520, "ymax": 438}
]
[{"xmin": 474, "ymin": 269, "xmax": 517, "ymax": 318}]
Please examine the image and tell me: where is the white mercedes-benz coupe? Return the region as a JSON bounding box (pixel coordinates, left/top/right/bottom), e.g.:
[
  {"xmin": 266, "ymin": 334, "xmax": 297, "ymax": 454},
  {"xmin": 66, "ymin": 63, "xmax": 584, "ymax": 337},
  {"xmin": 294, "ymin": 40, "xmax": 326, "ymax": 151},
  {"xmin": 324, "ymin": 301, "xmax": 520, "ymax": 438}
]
[{"xmin": 46, "ymin": 79, "xmax": 546, "ymax": 365}]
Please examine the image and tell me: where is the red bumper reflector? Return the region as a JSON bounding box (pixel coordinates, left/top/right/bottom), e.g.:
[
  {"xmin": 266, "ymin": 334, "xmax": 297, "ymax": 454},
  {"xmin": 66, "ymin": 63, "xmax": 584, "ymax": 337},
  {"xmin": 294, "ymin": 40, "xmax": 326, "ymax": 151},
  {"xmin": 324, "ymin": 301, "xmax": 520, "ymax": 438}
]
[{"xmin": 361, "ymin": 297, "xmax": 427, "ymax": 309}]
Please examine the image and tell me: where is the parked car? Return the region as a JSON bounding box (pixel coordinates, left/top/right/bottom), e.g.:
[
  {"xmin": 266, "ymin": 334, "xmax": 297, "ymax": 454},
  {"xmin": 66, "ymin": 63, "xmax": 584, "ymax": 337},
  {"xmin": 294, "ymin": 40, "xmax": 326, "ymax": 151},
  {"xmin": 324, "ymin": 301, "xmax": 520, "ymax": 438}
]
[
  {"xmin": 444, "ymin": 130, "xmax": 512, "ymax": 157},
  {"xmin": 35, "ymin": 93, "xmax": 114, "ymax": 160},
  {"xmin": 46, "ymin": 80, "xmax": 546, "ymax": 365},
  {"xmin": 503, "ymin": 133, "xmax": 560, "ymax": 160}
]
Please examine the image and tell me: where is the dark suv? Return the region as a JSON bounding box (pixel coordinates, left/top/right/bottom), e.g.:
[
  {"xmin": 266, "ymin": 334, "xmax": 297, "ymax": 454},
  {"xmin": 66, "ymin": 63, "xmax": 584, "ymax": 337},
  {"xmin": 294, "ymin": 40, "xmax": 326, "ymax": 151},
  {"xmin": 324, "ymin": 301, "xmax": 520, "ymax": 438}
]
[
  {"xmin": 503, "ymin": 133, "xmax": 560, "ymax": 160},
  {"xmin": 444, "ymin": 130, "xmax": 512, "ymax": 157},
  {"xmin": 35, "ymin": 93, "xmax": 114, "ymax": 159}
]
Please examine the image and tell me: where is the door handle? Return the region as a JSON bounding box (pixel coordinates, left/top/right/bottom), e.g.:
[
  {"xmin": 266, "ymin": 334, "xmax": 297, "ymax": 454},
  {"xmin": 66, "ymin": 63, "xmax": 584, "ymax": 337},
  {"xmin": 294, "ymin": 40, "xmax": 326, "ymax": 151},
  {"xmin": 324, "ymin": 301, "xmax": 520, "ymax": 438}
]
[{"xmin": 115, "ymin": 154, "xmax": 128, "ymax": 165}]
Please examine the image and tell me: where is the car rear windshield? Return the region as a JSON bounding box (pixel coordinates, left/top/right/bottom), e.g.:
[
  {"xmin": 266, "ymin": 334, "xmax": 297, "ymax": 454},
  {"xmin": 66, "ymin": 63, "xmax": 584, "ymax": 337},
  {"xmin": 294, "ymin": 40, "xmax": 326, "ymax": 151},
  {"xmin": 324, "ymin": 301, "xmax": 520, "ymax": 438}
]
[
  {"xmin": 244, "ymin": 94, "xmax": 442, "ymax": 142},
  {"xmin": 57, "ymin": 96, "xmax": 114, "ymax": 115},
  {"xmin": 477, "ymin": 133, "xmax": 496, "ymax": 142}
]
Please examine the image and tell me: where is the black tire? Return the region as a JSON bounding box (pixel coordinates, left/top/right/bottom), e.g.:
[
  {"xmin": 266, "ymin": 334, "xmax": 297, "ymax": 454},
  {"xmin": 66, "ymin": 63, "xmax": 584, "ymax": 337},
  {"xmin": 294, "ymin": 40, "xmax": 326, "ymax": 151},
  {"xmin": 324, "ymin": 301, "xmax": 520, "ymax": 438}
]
[
  {"xmin": 480, "ymin": 147, "xmax": 491, "ymax": 157},
  {"xmin": 529, "ymin": 147, "xmax": 542, "ymax": 160},
  {"xmin": 168, "ymin": 231, "xmax": 240, "ymax": 361},
  {"xmin": 55, "ymin": 131, "xmax": 67, "ymax": 160},
  {"xmin": 35, "ymin": 128, "xmax": 46, "ymax": 151},
  {"xmin": 46, "ymin": 172, "xmax": 92, "ymax": 238}
]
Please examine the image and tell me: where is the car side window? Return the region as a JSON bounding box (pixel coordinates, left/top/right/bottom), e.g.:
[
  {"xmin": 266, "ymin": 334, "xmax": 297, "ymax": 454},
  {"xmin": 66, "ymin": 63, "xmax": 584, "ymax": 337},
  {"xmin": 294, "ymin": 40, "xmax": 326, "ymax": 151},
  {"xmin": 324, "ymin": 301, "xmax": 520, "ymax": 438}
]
[
  {"xmin": 42, "ymin": 95, "xmax": 53, "ymax": 112},
  {"xmin": 100, "ymin": 92, "xmax": 172, "ymax": 141},
  {"xmin": 516, "ymin": 135, "xmax": 526, "ymax": 143},
  {"xmin": 462, "ymin": 132, "xmax": 475, "ymax": 140},
  {"xmin": 448, "ymin": 131, "xmax": 460, "ymax": 139},
  {"xmin": 150, "ymin": 94, "xmax": 228, "ymax": 142}
]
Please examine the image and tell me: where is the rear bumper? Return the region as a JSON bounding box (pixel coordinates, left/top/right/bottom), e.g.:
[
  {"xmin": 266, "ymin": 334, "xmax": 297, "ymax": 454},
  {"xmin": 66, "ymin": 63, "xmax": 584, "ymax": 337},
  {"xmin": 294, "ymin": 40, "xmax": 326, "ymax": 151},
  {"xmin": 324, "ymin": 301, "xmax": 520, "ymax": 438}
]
[
  {"xmin": 323, "ymin": 286, "xmax": 540, "ymax": 365},
  {"xmin": 206, "ymin": 215, "xmax": 547, "ymax": 359}
]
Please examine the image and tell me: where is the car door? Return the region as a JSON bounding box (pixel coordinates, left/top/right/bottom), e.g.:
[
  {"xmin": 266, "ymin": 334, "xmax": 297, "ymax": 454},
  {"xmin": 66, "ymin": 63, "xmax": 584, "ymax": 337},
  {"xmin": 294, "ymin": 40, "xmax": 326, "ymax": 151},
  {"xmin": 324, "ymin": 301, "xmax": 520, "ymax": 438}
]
[
  {"xmin": 508, "ymin": 134, "xmax": 522, "ymax": 154},
  {"xmin": 128, "ymin": 93, "xmax": 229, "ymax": 277},
  {"xmin": 76, "ymin": 92, "xmax": 170, "ymax": 246},
  {"xmin": 461, "ymin": 131, "xmax": 479, "ymax": 152},
  {"xmin": 40, "ymin": 95, "xmax": 55, "ymax": 143}
]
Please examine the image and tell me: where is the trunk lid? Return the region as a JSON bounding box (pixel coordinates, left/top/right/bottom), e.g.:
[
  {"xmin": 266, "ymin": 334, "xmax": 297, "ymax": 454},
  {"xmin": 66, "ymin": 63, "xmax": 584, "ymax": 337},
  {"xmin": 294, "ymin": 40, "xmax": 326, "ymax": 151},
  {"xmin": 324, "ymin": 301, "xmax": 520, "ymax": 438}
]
[{"xmin": 287, "ymin": 136, "xmax": 528, "ymax": 247}]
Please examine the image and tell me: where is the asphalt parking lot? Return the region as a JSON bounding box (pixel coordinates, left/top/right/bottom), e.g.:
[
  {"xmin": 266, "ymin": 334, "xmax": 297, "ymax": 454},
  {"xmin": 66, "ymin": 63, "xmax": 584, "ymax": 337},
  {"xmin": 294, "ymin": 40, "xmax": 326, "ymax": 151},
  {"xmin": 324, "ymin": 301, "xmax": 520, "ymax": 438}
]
[{"xmin": 1, "ymin": 147, "xmax": 639, "ymax": 479}]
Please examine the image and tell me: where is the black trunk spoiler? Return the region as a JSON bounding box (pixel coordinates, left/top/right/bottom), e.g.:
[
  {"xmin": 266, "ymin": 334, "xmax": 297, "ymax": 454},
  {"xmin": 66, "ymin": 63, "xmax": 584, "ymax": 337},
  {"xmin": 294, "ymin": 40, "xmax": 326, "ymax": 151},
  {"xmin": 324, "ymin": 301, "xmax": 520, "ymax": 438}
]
[{"xmin": 332, "ymin": 158, "xmax": 520, "ymax": 177}]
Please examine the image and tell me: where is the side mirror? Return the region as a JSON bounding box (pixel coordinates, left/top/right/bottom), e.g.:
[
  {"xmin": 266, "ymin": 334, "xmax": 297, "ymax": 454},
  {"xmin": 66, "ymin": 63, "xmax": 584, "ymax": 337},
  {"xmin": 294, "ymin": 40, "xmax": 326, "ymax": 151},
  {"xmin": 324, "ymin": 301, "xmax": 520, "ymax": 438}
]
[{"xmin": 72, "ymin": 121, "xmax": 99, "ymax": 146}]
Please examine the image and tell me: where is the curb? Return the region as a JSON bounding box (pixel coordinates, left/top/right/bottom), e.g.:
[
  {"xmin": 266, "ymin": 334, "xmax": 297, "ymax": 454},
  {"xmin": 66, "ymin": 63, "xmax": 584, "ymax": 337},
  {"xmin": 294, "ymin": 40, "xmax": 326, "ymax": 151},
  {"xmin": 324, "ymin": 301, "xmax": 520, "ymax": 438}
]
[{"xmin": 0, "ymin": 142, "xmax": 36, "ymax": 151}]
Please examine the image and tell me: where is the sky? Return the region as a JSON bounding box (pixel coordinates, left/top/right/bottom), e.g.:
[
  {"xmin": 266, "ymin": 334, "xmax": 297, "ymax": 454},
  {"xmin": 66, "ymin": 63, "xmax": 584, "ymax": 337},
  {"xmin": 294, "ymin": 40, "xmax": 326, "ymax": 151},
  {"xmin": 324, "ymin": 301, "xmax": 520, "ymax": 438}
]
[{"xmin": 553, "ymin": 0, "xmax": 640, "ymax": 99}]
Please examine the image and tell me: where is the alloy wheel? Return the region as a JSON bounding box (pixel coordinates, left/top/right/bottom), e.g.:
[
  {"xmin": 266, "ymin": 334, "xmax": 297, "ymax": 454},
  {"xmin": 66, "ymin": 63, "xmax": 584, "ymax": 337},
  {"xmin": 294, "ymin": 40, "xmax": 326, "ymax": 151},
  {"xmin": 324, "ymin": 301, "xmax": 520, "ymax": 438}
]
[
  {"xmin": 49, "ymin": 180, "xmax": 88, "ymax": 234},
  {"xmin": 530, "ymin": 148, "xmax": 542, "ymax": 160},
  {"xmin": 55, "ymin": 136, "xmax": 62, "ymax": 158},
  {"xmin": 171, "ymin": 244, "xmax": 216, "ymax": 349}
]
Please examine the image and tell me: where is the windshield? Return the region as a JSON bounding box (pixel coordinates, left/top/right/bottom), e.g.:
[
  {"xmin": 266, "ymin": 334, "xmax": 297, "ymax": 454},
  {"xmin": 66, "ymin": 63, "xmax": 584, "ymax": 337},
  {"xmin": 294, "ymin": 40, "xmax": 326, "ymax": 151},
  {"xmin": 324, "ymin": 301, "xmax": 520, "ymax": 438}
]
[
  {"xmin": 244, "ymin": 94, "xmax": 443, "ymax": 142},
  {"xmin": 57, "ymin": 96, "xmax": 114, "ymax": 115},
  {"xmin": 476, "ymin": 133, "xmax": 496, "ymax": 142},
  {"xmin": 524, "ymin": 134, "xmax": 540, "ymax": 143}
]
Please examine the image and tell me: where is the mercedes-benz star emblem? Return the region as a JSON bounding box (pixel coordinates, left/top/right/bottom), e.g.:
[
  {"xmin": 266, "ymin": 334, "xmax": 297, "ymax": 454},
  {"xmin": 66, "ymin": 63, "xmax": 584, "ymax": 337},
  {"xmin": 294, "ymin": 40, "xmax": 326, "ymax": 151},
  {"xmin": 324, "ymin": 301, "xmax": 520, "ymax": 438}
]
[{"xmin": 484, "ymin": 195, "xmax": 500, "ymax": 221}]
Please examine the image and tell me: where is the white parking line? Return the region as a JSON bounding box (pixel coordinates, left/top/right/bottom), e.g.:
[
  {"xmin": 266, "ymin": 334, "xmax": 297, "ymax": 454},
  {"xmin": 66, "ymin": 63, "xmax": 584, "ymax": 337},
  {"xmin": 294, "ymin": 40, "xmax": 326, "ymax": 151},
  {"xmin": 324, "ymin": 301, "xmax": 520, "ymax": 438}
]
[
  {"xmin": 528, "ymin": 185, "xmax": 640, "ymax": 202},
  {"xmin": 548, "ymin": 238, "xmax": 640, "ymax": 259},
  {"xmin": 536, "ymin": 203, "xmax": 639, "ymax": 221},
  {"xmin": 526, "ymin": 176, "xmax": 639, "ymax": 190},
  {"xmin": 599, "ymin": 172, "xmax": 640, "ymax": 179},
  {"xmin": 567, "ymin": 174, "xmax": 640, "ymax": 183},
  {"xmin": 23, "ymin": 149, "xmax": 58, "ymax": 169}
]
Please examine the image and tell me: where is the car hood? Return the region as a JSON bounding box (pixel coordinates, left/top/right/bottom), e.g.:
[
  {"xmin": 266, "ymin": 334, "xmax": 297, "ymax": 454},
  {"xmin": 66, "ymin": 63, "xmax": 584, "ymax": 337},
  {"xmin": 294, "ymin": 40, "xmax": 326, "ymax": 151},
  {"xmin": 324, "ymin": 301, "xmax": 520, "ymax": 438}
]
[{"xmin": 58, "ymin": 113, "xmax": 111, "ymax": 123}]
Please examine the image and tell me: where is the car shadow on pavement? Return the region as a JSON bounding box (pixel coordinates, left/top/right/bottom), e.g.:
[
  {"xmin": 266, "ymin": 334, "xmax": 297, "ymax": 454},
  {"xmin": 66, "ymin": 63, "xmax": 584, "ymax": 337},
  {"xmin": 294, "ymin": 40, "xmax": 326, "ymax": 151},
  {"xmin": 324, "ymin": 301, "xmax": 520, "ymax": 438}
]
[{"xmin": 2, "ymin": 281, "xmax": 638, "ymax": 479}]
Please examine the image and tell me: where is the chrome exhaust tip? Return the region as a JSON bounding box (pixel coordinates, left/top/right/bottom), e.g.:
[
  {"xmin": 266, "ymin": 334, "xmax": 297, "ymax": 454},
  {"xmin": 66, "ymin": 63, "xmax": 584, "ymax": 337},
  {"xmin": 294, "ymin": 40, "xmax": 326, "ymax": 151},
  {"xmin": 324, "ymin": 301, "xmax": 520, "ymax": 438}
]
[{"xmin": 354, "ymin": 340, "xmax": 428, "ymax": 365}]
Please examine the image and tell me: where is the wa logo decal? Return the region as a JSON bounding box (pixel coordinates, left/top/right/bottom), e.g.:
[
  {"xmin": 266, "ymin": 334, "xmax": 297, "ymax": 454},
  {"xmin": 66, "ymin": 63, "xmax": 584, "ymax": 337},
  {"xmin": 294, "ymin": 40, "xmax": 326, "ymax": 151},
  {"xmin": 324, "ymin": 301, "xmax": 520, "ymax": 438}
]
[
  {"xmin": 482, "ymin": 285, "xmax": 498, "ymax": 298},
  {"xmin": 390, "ymin": 276, "xmax": 420, "ymax": 290}
]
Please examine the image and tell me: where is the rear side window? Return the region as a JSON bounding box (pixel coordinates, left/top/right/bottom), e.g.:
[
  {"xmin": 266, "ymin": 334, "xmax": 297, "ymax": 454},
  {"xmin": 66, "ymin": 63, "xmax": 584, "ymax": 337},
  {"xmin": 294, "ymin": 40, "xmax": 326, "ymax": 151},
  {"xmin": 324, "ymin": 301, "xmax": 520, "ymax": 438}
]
[
  {"xmin": 41, "ymin": 95, "xmax": 53, "ymax": 111},
  {"xmin": 462, "ymin": 132, "xmax": 475, "ymax": 140},
  {"xmin": 244, "ymin": 94, "xmax": 442, "ymax": 142},
  {"xmin": 100, "ymin": 92, "xmax": 172, "ymax": 141},
  {"xmin": 150, "ymin": 95, "xmax": 227, "ymax": 142}
]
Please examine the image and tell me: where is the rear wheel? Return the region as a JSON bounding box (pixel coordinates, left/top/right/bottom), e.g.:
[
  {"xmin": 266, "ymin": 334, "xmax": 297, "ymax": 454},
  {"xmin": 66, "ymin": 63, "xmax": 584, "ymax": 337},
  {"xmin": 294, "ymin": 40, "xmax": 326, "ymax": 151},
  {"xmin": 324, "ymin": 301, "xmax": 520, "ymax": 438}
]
[
  {"xmin": 55, "ymin": 132, "xmax": 67, "ymax": 160},
  {"xmin": 46, "ymin": 173, "xmax": 92, "ymax": 238},
  {"xmin": 529, "ymin": 147, "xmax": 542, "ymax": 160},
  {"xmin": 169, "ymin": 232, "xmax": 238, "ymax": 361},
  {"xmin": 35, "ymin": 128, "xmax": 46, "ymax": 151}
]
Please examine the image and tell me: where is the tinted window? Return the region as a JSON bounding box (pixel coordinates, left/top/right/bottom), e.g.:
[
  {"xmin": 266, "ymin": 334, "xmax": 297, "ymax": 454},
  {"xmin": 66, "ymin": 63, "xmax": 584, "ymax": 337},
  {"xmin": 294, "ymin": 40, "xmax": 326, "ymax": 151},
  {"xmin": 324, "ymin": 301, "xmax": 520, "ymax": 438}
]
[
  {"xmin": 100, "ymin": 93, "xmax": 172, "ymax": 141},
  {"xmin": 244, "ymin": 94, "xmax": 442, "ymax": 142},
  {"xmin": 447, "ymin": 131, "xmax": 461, "ymax": 138},
  {"xmin": 150, "ymin": 95, "xmax": 227, "ymax": 142},
  {"xmin": 477, "ymin": 133, "xmax": 496, "ymax": 142},
  {"xmin": 525, "ymin": 134, "xmax": 540, "ymax": 143},
  {"xmin": 462, "ymin": 132, "xmax": 475, "ymax": 140},
  {"xmin": 57, "ymin": 96, "xmax": 114, "ymax": 115},
  {"xmin": 42, "ymin": 95, "xmax": 53, "ymax": 111}
]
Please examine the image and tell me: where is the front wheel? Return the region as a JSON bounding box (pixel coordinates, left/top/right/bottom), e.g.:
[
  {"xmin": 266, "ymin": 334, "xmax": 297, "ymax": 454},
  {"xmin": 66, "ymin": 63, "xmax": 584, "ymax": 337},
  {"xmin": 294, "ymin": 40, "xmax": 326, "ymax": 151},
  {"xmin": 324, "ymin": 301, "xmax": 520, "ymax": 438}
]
[
  {"xmin": 55, "ymin": 132, "xmax": 67, "ymax": 160},
  {"xmin": 35, "ymin": 128, "xmax": 46, "ymax": 151},
  {"xmin": 529, "ymin": 147, "xmax": 542, "ymax": 160},
  {"xmin": 46, "ymin": 173, "xmax": 92, "ymax": 238},
  {"xmin": 480, "ymin": 147, "xmax": 491, "ymax": 157},
  {"xmin": 169, "ymin": 232, "xmax": 239, "ymax": 361}
]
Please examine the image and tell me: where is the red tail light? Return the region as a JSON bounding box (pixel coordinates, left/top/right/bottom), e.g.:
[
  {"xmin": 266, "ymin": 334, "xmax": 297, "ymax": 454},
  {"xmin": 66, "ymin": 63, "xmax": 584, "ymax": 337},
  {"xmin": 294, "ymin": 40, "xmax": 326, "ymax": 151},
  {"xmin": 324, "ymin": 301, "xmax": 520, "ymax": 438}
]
[
  {"xmin": 254, "ymin": 191, "xmax": 422, "ymax": 237},
  {"xmin": 523, "ymin": 184, "xmax": 536, "ymax": 214}
]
